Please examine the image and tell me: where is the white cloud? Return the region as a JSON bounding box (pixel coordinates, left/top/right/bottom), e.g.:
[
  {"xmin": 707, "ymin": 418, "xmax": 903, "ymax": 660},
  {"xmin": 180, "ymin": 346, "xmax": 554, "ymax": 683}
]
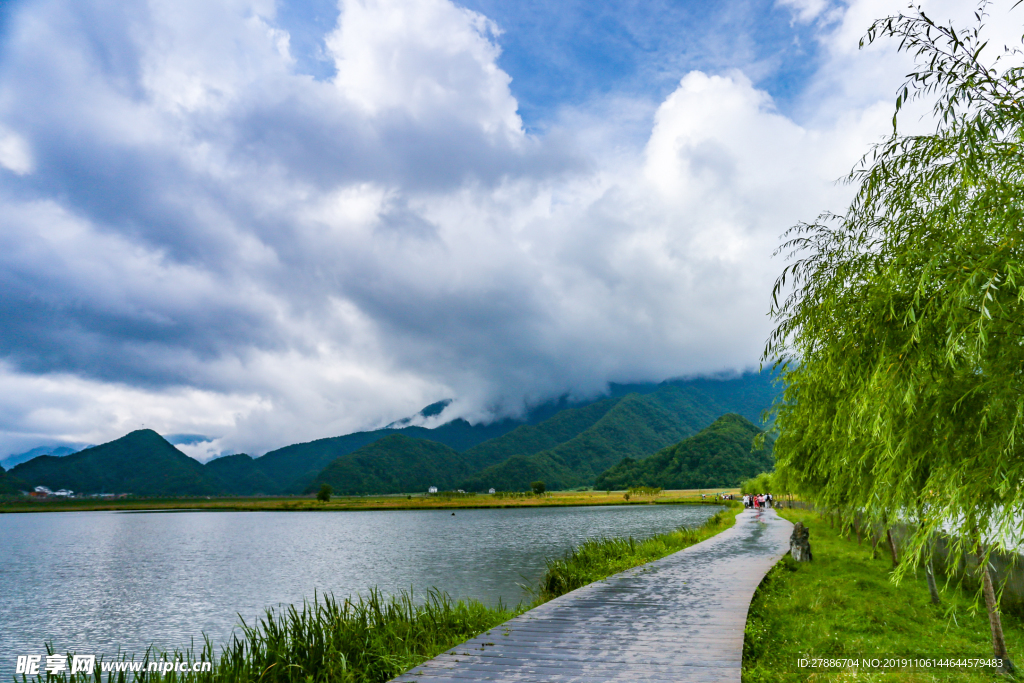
[
  {"xmin": 776, "ymin": 0, "xmax": 830, "ymax": 24},
  {"xmin": 328, "ymin": 0, "xmax": 521, "ymax": 138},
  {"xmin": 0, "ymin": 0, "xmax": 1009, "ymax": 457},
  {"xmin": 0, "ymin": 362, "xmax": 269, "ymax": 458},
  {"xmin": 0, "ymin": 126, "xmax": 33, "ymax": 175}
]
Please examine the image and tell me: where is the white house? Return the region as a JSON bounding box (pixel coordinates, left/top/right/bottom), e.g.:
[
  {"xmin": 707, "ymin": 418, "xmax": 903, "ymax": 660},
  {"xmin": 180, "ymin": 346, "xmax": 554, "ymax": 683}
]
[
  {"xmin": 428, "ymin": 486, "xmax": 438, "ymax": 494},
  {"xmin": 488, "ymin": 488, "xmax": 496, "ymax": 494}
]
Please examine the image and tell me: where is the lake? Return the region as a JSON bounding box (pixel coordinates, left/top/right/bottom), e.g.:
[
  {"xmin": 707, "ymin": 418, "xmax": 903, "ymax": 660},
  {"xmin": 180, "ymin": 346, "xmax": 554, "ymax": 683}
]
[{"xmin": 0, "ymin": 504, "xmax": 720, "ymax": 673}]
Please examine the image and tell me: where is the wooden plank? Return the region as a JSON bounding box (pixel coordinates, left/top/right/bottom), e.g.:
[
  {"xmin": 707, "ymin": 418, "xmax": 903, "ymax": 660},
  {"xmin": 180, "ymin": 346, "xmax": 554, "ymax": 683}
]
[{"xmin": 390, "ymin": 508, "xmax": 792, "ymax": 683}]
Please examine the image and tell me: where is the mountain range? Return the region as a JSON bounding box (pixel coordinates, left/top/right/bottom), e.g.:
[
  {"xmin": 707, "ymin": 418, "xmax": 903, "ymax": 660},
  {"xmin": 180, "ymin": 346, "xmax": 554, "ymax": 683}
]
[
  {"xmin": 4, "ymin": 372, "xmax": 779, "ymax": 496},
  {"xmin": 1, "ymin": 445, "xmax": 83, "ymax": 471}
]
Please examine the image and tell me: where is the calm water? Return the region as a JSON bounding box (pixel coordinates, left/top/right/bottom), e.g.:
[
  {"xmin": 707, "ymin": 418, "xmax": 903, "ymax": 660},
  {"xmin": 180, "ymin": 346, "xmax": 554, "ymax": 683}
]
[{"xmin": 0, "ymin": 504, "xmax": 719, "ymax": 671}]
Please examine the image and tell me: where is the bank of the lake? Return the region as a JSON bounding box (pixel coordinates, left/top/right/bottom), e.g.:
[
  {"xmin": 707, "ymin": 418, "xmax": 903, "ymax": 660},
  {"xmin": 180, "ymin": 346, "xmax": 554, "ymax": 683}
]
[
  {"xmin": 0, "ymin": 488, "xmax": 738, "ymax": 513},
  {"xmin": 743, "ymin": 507, "xmax": 1024, "ymax": 682}
]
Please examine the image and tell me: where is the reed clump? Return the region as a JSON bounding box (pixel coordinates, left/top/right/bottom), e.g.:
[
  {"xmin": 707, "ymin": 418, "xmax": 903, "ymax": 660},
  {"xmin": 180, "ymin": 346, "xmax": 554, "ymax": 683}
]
[{"xmin": 33, "ymin": 589, "xmax": 521, "ymax": 683}]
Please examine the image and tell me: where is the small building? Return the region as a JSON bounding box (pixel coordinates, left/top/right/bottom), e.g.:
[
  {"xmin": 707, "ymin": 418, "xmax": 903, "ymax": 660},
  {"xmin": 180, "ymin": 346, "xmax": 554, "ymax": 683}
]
[
  {"xmin": 428, "ymin": 486, "xmax": 438, "ymax": 494},
  {"xmin": 53, "ymin": 489, "xmax": 73, "ymax": 497},
  {"xmin": 488, "ymin": 488, "xmax": 496, "ymax": 494},
  {"xmin": 33, "ymin": 486, "xmax": 53, "ymax": 496}
]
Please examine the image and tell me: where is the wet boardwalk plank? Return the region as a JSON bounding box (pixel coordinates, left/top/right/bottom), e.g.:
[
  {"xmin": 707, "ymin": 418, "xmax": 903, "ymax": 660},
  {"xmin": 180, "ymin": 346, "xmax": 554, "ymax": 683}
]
[{"xmin": 391, "ymin": 508, "xmax": 793, "ymax": 683}]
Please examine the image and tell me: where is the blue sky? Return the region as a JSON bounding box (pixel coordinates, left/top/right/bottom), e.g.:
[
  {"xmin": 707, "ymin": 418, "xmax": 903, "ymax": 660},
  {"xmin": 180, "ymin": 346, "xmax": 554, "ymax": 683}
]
[
  {"xmin": 274, "ymin": 0, "xmax": 826, "ymax": 126},
  {"xmin": 0, "ymin": 0, "xmax": 1001, "ymax": 458}
]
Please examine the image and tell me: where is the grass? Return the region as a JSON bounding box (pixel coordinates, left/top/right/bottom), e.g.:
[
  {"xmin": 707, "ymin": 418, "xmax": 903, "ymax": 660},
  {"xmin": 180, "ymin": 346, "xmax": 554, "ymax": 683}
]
[
  {"xmin": 23, "ymin": 502, "xmax": 738, "ymax": 683},
  {"xmin": 26, "ymin": 589, "xmax": 521, "ymax": 683},
  {"xmin": 743, "ymin": 508, "xmax": 1024, "ymax": 682},
  {"xmin": 0, "ymin": 488, "xmax": 740, "ymax": 513}
]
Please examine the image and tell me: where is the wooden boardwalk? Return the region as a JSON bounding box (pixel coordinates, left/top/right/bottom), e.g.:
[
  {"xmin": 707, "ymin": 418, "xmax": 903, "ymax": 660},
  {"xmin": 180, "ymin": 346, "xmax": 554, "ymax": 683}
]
[{"xmin": 392, "ymin": 508, "xmax": 793, "ymax": 683}]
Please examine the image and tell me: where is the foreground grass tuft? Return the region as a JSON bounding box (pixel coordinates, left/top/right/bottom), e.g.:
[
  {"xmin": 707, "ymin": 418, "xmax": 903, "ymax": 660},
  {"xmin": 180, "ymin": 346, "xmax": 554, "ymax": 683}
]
[
  {"xmin": 743, "ymin": 508, "xmax": 1024, "ymax": 682},
  {"xmin": 213, "ymin": 588, "xmax": 520, "ymax": 683},
  {"xmin": 28, "ymin": 589, "xmax": 521, "ymax": 683}
]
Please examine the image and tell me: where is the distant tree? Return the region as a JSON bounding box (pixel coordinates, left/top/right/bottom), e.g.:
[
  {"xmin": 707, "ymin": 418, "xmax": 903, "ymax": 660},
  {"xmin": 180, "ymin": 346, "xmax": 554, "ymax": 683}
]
[
  {"xmin": 530, "ymin": 480, "xmax": 546, "ymax": 495},
  {"xmin": 740, "ymin": 472, "xmax": 772, "ymax": 496},
  {"xmin": 765, "ymin": 3, "xmax": 1024, "ymax": 669},
  {"xmin": 316, "ymin": 484, "xmax": 332, "ymax": 503}
]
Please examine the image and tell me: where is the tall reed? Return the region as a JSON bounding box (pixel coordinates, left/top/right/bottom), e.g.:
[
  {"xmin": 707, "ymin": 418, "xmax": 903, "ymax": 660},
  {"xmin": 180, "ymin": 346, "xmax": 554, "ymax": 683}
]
[{"xmin": 26, "ymin": 589, "xmax": 520, "ymax": 683}]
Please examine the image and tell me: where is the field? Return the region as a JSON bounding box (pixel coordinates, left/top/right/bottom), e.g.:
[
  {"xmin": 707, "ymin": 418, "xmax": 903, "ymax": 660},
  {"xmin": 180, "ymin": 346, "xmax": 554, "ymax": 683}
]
[
  {"xmin": 0, "ymin": 488, "xmax": 740, "ymax": 513},
  {"xmin": 743, "ymin": 507, "xmax": 1024, "ymax": 682}
]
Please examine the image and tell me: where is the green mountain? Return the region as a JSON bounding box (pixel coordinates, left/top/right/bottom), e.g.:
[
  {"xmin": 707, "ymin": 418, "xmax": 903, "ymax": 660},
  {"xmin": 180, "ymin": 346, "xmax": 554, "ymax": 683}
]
[
  {"xmin": 204, "ymin": 454, "xmax": 278, "ymax": 495},
  {"xmin": 0, "ymin": 466, "xmax": 28, "ymax": 495},
  {"xmin": 10, "ymin": 429, "xmax": 218, "ymax": 496},
  {"xmin": 458, "ymin": 398, "xmax": 621, "ymax": 472},
  {"xmin": 457, "ymin": 386, "xmax": 719, "ymax": 491},
  {"xmin": 593, "ymin": 413, "xmax": 773, "ymax": 490},
  {"xmin": 274, "ymin": 373, "xmax": 780, "ymax": 497},
  {"xmin": 300, "ymin": 397, "xmax": 626, "ymax": 497},
  {"xmin": 306, "ymin": 435, "xmax": 470, "ymax": 496},
  {"xmin": 255, "ymin": 417, "xmax": 527, "ymax": 494}
]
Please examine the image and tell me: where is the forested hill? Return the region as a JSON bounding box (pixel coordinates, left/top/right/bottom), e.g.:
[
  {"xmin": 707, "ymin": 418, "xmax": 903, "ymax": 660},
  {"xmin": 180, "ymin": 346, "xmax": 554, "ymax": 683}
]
[
  {"xmin": 0, "ymin": 466, "xmax": 27, "ymax": 495},
  {"xmin": 10, "ymin": 430, "xmax": 217, "ymax": 496},
  {"xmin": 593, "ymin": 413, "xmax": 773, "ymax": 490},
  {"xmin": 456, "ymin": 386, "xmax": 720, "ymax": 492},
  {"xmin": 301, "ymin": 398, "xmax": 624, "ymax": 496},
  {"xmin": 306, "ymin": 435, "xmax": 470, "ymax": 496}
]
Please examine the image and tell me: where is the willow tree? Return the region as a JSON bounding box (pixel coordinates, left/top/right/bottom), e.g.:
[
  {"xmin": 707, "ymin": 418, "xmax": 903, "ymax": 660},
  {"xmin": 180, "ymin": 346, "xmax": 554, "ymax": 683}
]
[{"xmin": 765, "ymin": 4, "xmax": 1024, "ymax": 669}]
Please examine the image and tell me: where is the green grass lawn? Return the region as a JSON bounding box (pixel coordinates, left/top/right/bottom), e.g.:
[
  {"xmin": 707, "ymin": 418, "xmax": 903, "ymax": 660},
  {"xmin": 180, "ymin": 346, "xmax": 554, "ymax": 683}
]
[{"xmin": 743, "ymin": 508, "xmax": 1024, "ymax": 682}]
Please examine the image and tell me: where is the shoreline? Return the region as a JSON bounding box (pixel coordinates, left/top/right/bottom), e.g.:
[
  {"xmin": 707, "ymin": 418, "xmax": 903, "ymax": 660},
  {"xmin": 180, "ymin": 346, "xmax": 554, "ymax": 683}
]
[{"xmin": 0, "ymin": 488, "xmax": 739, "ymax": 514}]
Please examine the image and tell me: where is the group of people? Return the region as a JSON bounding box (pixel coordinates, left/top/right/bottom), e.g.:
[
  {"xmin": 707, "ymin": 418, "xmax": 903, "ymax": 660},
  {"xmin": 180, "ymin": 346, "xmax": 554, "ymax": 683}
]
[
  {"xmin": 743, "ymin": 493, "xmax": 772, "ymax": 509},
  {"xmin": 697, "ymin": 492, "xmax": 774, "ymax": 509}
]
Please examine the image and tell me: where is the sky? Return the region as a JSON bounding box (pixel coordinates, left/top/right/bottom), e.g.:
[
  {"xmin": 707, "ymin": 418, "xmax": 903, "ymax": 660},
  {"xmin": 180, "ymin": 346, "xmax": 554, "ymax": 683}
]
[{"xmin": 0, "ymin": 0, "xmax": 1018, "ymax": 460}]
